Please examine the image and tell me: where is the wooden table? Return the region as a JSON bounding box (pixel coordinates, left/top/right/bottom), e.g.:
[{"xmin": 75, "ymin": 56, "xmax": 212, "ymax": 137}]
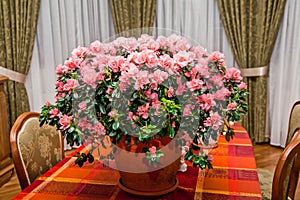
[{"xmin": 13, "ymin": 124, "xmax": 262, "ymax": 199}]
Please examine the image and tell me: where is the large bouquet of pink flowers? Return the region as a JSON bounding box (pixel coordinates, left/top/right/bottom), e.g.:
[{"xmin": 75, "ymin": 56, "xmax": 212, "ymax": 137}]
[{"xmin": 40, "ymin": 34, "xmax": 248, "ymax": 169}]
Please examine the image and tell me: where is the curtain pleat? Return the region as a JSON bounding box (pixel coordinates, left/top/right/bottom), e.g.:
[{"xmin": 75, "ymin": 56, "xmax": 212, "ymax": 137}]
[
  {"xmin": 109, "ymin": 0, "xmax": 156, "ymax": 37},
  {"xmin": 0, "ymin": 0, "xmax": 40, "ymax": 126},
  {"xmin": 217, "ymin": 0, "xmax": 286, "ymax": 143}
]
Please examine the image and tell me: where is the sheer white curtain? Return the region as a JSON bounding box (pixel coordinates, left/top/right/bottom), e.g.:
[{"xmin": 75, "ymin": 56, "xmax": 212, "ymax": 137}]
[
  {"xmin": 269, "ymin": 0, "xmax": 300, "ymax": 147},
  {"xmin": 25, "ymin": 0, "xmax": 115, "ymax": 112},
  {"xmin": 155, "ymin": 0, "xmax": 236, "ymax": 68}
]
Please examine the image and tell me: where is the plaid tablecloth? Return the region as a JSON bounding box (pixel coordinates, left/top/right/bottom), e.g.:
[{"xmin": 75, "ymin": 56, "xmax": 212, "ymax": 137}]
[{"xmin": 13, "ymin": 124, "xmax": 262, "ymax": 200}]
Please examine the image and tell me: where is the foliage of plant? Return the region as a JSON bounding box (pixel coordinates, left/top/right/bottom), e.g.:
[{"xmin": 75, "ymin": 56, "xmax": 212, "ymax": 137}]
[{"xmin": 40, "ymin": 34, "xmax": 248, "ymax": 169}]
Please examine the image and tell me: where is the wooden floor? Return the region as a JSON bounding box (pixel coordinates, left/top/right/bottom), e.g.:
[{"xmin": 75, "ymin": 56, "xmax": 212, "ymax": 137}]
[
  {"xmin": 253, "ymin": 143, "xmax": 283, "ymax": 170},
  {"xmin": 0, "ymin": 144, "xmax": 298, "ymax": 199}
]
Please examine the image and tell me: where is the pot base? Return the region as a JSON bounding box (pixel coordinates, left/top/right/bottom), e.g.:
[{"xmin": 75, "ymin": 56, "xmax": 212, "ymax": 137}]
[{"xmin": 118, "ymin": 177, "xmax": 179, "ymax": 197}]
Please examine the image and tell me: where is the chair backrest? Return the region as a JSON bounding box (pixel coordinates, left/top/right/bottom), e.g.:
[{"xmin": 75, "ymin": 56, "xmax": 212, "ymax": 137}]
[
  {"xmin": 272, "ymin": 129, "xmax": 300, "ymax": 200},
  {"xmin": 286, "ymin": 101, "xmax": 300, "ymax": 146},
  {"xmin": 10, "ymin": 112, "xmax": 64, "ymax": 190}
]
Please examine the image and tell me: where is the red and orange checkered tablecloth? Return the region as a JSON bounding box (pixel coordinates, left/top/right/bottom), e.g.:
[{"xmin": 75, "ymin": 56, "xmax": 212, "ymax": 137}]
[{"xmin": 13, "ymin": 124, "xmax": 262, "ymax": 200}]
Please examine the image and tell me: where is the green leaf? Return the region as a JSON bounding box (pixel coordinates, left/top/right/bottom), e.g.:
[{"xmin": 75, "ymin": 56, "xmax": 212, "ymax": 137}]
[
  {"xmin": 112, "ymin": 121, "xmax": 119, "ymax": 130},
  {"xmin": 99, "ymin": 104, "xmax": 106, "ymax": 114},
  {"xmin": 109, "ymin": 131, "xmax": 116, "ymax": 137}
]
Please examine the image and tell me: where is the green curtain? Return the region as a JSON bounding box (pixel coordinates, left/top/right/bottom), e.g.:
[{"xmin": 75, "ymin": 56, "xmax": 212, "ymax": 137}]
[
  {"xmin": 0, "ymin": 0, "xmax": 40, "ymax": 126},
  {"xmin": 109, "ymin": 0, "xmax": 156, "ymax": 37},
  {"xmin": 217, "ymin": 0, "xmax": 286, "ymax": 143}
]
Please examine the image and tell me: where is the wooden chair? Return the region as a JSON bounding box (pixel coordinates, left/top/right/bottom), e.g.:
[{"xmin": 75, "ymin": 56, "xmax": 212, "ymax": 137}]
[
  {"xmin": 286, "ymin": 101, "xmax": 300, "ymax": 146},
  {"xmin": 10, "ymin": 112, "xmax": 64, "ymax": 190},
  {"xmin": 272, "ymin": 129, "xmax": 300, "ymax": 200}
]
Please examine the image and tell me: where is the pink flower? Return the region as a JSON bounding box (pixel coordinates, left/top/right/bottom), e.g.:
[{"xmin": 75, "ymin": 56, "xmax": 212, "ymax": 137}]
[
  {"xmin": 145, "ymin": 50, "xmax": 158, "ymax": 68},
  {"xmin": 238, "ymin": 82, "xmax": 247, "ymax": 90},
  {"xmin": 134, "ymin": 71, "xmax": 150, "ymax": 90},
  {"xmin": 63, "ymin": 79, "xmax": 79, "ymax": 91},
  {"xmin": 149, "ymin": 146, "xmax": 157, "ymax": 158},
  {"xmin": 49, "ymin": 108, "xmax": 60, "ymax": 118},
  {"xmin": 45, "ymin": 101, "xmax": 51, "ymax": 107},
  {"xmin": 208, "ymin": 51, "xmax": 225, "ymax": 66},
  {"xmin": 136, "ymin": 104, "xmax": 150, "ymax": 119},
  {"xmin": 108, "ymin": 110, "xmax": 117, "ymax": 118},
  {"xmin": 56, "ymin": 64, "xmax": 69, "ymax": 75},
  {"xmin": 227, "ymin": 102, "xmax": 237, "ymax": 111},
  {"xmin": 127, "ymin": 112, "xmax": 138, "ymax": 121},
  {"xmin": 225, "ymin": 68, "xmax": 243, "ymax": 82},
  {"xmin": 78, "ymin": 102, "xmax": 87, "ymax": 112},
  {"xmin": 204, "ymin": 112, "xmax": 223, "ymax": 130},
  {"xmin": 174, "ymin": 51, "xmax": 193, "ymax": 67},
  {"xmin": 93, "ymin": 121, "xmax": 106, "ymax": 135},
  {"xmin": 106, "ymin": 88, "xmax": 113, "ymax": 94},
  {"xmin": 183, "ymin": 104, "xmax": 195, "ymax": 116},
  {"xmin": 64, "ymin": 59, "xmax": 78, "ymax": 71},
  {"xmin": 159, "ymin": 54, "xmax": 174, "ymax": 72},
  {"xmin": 150, "ymin": 69, "xmax": 168, "ymax": 85},
  {"xmin": 186, "ymin": 78, "xmax": 203, "ymax": 91},
  {"xmin": 90, "ymin": 40, "xmax": 104, "ymax": 53},
  {"xmin": 134, "ymin": 52, "xmax": 147, "ymax": 64},
  {"xmin": 80, "ymin": 65, "xmax": 99, "ymax": 88},
  {"xmin": 210, "ymin": 74, "xmax": 224, "ymax": 87},
  {"xmin": 168, "ymin": 86, "xmax": 174, "ymax": 97},
  {"xmin": 175, "ymin": 38, "xmax": 192, "ymax": 51},
  {"xmin": 59, "ymin": 115, "xmax": 72, "ymax": 130},
  {"xmin": 151, "ymin": 100, "xmax": 161, "ymax": 115},
  {"xmin": 157, "ymin": 36, "xmax": 169, "ymax": 48},
  {"xmin": 144, "ymin": 90, "xmax": 158, "ymax": 101},
  {"xmin": 176, "ymin": 77, "xmax": 186, "ymax": 95},
  {"xmin": 214, "ymin": 88, "xmax": 231, "ymax": 100},
  {"xmin": 71, "ymin": 46, "xmax": 89, "ymax": 58},
  {"xmin": 198, "ymin": 94, "xmax": 216, "ymax": 111}
]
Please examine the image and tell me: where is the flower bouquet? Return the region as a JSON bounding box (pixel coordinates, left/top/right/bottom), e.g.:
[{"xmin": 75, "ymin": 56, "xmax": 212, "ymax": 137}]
[{"xmin": 40, "ymin": 34, "xmax": 248, "ymax": 171}]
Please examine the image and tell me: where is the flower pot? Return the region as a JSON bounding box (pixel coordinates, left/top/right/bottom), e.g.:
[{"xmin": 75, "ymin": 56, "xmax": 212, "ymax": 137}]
[
  {"xmin": 115, "ymin": 136, "xmax": 181, "ymax": 196},
  {"xmin": 118, "ymin": 158, "xmax": 181, "ymax": 196}
]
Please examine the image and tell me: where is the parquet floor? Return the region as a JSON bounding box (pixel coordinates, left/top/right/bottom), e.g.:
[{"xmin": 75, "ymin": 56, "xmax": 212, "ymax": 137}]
[{"xmin": 0, "ymin": 144, "xmax": 298, "ymax": 200}]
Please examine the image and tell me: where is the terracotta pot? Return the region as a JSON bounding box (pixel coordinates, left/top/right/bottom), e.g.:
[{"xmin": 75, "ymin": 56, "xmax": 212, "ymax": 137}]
[
  {"xmin": 118, "ymin": 159, "xmax": 181, "ymax": 196},
  {"xmin": 115, "ymin": 136, "xmax": 181, "ymax": 196}
]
